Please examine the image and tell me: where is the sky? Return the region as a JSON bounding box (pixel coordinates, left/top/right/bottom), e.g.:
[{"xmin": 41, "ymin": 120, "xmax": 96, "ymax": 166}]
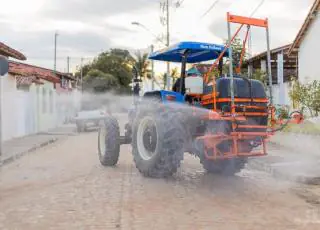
[{"xmin": 0, "ymin": 0, "xmax": 315, "ymax": 74}]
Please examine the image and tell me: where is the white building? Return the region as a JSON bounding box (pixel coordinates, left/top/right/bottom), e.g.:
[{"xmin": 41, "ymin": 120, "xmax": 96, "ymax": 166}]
[
  {"xmin": 288, "ymin": 0, "xmax": 320, "ymax": 84},
  {"xmin": 0, "ymin": 42, "xmax": 78, "ymax": 141},
  {"xmin": 244, "ymin": 44, "xmax": 298, "ymax": 107}
]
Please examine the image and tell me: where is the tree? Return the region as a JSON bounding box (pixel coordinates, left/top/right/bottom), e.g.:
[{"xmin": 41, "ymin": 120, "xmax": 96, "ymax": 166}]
[
  {"xmin": 83, "ymin": 69, "xmax": 119, "ymax": 93},
  {"xmin": 79, "ymin": 48, "xmax": 135, "ymax": 93},
  {"xmin": 110, "ymin": 48, "xmax": 135, "ymax": 64},
  {"xmin": 92, "ymin": 51, "xmax": 133, "ymax": 88},
  {"xmin": 309, "ymin": 80, "xmax": 320, "ymax": 116},
  {"xmin": 135, "ymin": 51, "xmax": 151, "ymax": 79},
  {"xmin": 160, "ymin": 73, "xmax": 167, "ymax": 89},
  {"xmin": 223, "ymin": 37, "xmax": 247, "ymax": 74},
  {"xmin": 289, "ymin": 80, "xmax": 320, "ymax": 117},
  {"xmin": 252, "ymin": 69, "xmax": 267, "ymax": 85},
  {"xmin": 170, "ymin": 67, "xmax": 180, "ymax": 80},
  {"xmin": 156, "ymin": 68, "xmax": 181, "ymax": 90}
]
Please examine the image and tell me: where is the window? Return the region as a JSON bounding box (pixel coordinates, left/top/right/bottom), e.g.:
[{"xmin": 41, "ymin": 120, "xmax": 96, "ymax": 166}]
[
  {"xmin": 49, "ymin": 90, "xmax": 54, "ymax": 113},
  {"xmin": 42, "ymin": 88, "xmax": 47, "ymax": 113}
]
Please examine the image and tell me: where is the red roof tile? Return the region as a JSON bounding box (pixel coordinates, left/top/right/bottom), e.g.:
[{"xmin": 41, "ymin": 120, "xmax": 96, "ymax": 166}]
[
  {"xmin": 0, "ymin": 42, "xmax": 26, "ymax": 60},
  {"xmin": 9, "ymin": 61, "xmax": 60, "ymax": 83}
]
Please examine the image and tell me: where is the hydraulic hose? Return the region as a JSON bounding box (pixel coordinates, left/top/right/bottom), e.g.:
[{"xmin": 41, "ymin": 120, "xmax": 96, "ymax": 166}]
[{"xmin": 268, "ymin": 110, "xmax": 303, "ymax": 133}]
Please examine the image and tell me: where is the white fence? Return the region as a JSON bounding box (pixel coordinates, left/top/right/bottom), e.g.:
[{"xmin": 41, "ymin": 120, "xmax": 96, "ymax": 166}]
[{"xmin": 1, "ymin": 75, "xmax": 80, "ymax": 141}]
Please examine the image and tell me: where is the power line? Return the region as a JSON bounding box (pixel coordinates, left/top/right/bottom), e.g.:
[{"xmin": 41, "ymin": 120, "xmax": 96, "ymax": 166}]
[
  {"xmin": 248, "ymin": 0, "xmax": 267, "ymax": 53},
  {"xmin": 250, "ymin": 0, "xmax": 266, "ymax": 17},
  {"xmin": 27, "ymin": 56, "xmax": 94, "ymax": 60},
  {"xmin": 201, "ymin": 0, "xmax": 220, "ymax": 18}
]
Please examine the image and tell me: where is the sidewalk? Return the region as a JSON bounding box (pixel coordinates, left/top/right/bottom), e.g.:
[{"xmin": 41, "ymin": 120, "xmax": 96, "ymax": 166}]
[
  {"xmin": 1, "ymin": 124, "xmax": 77, "ymax": 166},
  {"xmin": 247, "ymin": 132, "xmax": 320, "ymax": 185}
]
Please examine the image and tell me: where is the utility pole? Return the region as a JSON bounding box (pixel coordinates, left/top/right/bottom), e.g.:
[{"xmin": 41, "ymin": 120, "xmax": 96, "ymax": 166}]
[
  {"xmin": 67, "ymin": 56, "xmax": 70, "ymax": 74},
  {"xmin": 80, "ymin": 57, "xmax": 84, "ymax": 93},
  {"xmin": 151, "ymin": 45, "xmax": 155, "ymax": 90},
  {"xmin": 160, "ymin": 0, "xmax": 170, "ymax": 89},
  {"xmin": 166, "ymin": 0, "xmax": 170, "ymax": 90},
  {"xmin": 54, "ymin": 32, "xmax": 58, "ymax": 73}
]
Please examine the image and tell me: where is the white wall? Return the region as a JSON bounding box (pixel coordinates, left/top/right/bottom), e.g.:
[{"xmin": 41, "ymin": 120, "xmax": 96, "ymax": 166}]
[
  {"xmin": 298, "ymin": 13, "xmax": 320, "ymax": 84},
  {"xmin": 268, "ymin": 82, "xmax": 292, "ymax": 107},
  {"xmin": 1, "ymin": 74, "xmax": 38, "ymax": 140},
  {"xmin": 1, "ymin": 75, "xmax": 19, "ymax": 141},
  {"xmin": 36, "ymin": 80, "xmax": 57, "ymax": 132},
  {"xmin": 0, "ymin": 73, "xmax": 80, "ymax": 141}
]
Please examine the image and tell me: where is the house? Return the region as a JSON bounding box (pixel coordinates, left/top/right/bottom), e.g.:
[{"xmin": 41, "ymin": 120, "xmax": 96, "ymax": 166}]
[
  {"xmin": 8, "ymin": 61, "xmax": 64, "ymax": 135},
  {"xmin": 9, "ymin": 61, "xmax": 80, "ymax": 133},
  {"xmin": 243, "ymin": 44, "xmax": 298, "ymax": 106},
  {"xmin": 0, "ymin": 42, "xmax": 26, "ymax": 61},
  {"xmin": 0, "ymin": 42, "xmax": 30, "ymax": 141},
  {"xmin": 0, "ymin": 41, "xmax": 79, "ymax": 141},
  {"xmin": 55, "ymin": 72, "xmax": 80, "ymax": 124},
  {"xmin": 288, "ymin": 0, "xmax": 320, "ymax": 84}
]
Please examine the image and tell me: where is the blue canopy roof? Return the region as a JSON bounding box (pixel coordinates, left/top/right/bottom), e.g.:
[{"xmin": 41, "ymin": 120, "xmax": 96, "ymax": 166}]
[{"xmin": 148, "ymin": 41, "xmax": 228, "ymax": 63}]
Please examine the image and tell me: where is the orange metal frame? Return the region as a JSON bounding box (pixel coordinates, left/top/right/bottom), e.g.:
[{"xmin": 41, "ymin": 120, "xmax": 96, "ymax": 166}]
[
  {"xmin": 181, "ymin": 13, "xmax": 304, "ymax": 161},
  {"xmin": 194, "ymin": 13, "xmax": 298, "ymax": 161},
  {"xmin": 197, "ymin": 132, "xmax": 268, "ymax": 160}
]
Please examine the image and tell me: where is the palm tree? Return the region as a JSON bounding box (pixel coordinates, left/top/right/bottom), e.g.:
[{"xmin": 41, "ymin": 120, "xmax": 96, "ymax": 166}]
[
  {"xmin": 135, "ymin": 51, "xmax": 151, "ymax": 79},
  {"xmin": 170, "ymin": 67, "xmax": 180, "ymax": 81}
]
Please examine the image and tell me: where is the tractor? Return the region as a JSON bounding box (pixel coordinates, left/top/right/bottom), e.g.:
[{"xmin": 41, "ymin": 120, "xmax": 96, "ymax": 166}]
[{"xmin": 97, "ymin": 13, "xmax": 303, "ymax": 178}]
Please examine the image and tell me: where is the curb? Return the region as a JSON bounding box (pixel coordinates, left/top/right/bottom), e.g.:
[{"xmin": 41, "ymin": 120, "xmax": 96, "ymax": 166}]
[
  {"xmin": 0, "ymin": 138, "xmax": 58, "ymax": 167},
  {"xmin": 247, "ymin": 158, "xmax": 320, "ymax": 185},
  {"xmin": 38, "ymin": 132, "xmax": 77, "ymax": 136}
]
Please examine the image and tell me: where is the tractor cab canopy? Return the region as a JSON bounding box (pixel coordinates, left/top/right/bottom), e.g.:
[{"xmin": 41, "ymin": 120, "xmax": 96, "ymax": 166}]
[{"xmin": 148, "ymin": 41, "xmax": 228, "ymax": 63}]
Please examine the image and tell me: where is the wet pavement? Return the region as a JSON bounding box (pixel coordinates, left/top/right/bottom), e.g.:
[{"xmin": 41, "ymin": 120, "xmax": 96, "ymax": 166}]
[{"xmin": 1, "ymin": 130, "xmax": 320, "ymax": 230}]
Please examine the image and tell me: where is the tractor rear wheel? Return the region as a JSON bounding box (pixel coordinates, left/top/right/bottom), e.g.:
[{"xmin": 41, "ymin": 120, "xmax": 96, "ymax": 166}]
[
  {"xmin": 98, "ymin": 116, "xmax": 120, "ymax": 166},
  {"xmin": 132, "ymin": 108, "xmax": 185, "ymax": 178},
  {"xmin": 192, "ymin": 120, "xmax": 247, "ymax": 175},
  {"xmin": 201, "ymin": 156, "xmax": 247, "ymax": 176},
  {"xmin": 193, "ymin": 139, "xmax": 247, "ymax": 175}
]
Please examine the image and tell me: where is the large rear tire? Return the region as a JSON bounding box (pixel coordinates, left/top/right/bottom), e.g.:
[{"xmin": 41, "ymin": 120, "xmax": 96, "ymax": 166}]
[
  {"xmin": 98, "ymin": 116, "xmax": 120, "ymax": 166},
  {"xmin": 132, "ymin": 108, "xmax": 185, "ymax": 178},
  {"xmin": 193, "ymin": 120, "xmax": 247, "ymax": 176},
  {"xmin": 202, "ymin": 158, "xmax": 247, "ymax": 175}
]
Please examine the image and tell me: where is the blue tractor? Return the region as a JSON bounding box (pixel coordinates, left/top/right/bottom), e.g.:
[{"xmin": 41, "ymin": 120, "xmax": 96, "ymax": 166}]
[{"xmin": 97, "ymin": 14, "xmax": 303, "ymax": 178}]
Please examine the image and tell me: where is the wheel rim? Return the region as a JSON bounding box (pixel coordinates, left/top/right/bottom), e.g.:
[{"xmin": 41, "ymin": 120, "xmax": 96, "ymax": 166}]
[
  {"xmin": 99, "ymin": 123, "xmax": 107, "ymax": 157},
  {"xmin": 137, "ymin": 117, "xmax": 158, "ymax": 161}
]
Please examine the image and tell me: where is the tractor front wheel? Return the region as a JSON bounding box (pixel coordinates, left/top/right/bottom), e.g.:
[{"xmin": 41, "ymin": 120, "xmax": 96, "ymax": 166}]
[
  {"xmin": 98, "ymin": 116, "xmax": 120, "ymax": 166},
  {"xmin": 132, "ymin": 110, "xmax": 185, "ymax": 178}
]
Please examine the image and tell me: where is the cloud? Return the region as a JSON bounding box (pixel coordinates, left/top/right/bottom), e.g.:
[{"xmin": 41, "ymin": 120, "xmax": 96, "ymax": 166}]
[
  {"xmin": 0, "ymin": 0, "xmax": 315, "ymax": 73},
  {"xmin": 208, "ymin": 0, "xmax": 314, "ymax": 54},
  {"xmin": 2, "ymin": 26, "xmax": 113, "ymax": 71},
  {"xmin": 0, "ymin": 0, "xmax": 158, "ymax": 70},
  {"xmin": 42, "ymin": 0, "xmax": 158, "ymax": 22}
]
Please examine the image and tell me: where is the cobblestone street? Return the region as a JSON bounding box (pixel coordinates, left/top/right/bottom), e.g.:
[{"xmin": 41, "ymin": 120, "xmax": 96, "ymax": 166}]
[{"xmin": 1, "ymin": 130, "xmax": 320, "ymax": 230}]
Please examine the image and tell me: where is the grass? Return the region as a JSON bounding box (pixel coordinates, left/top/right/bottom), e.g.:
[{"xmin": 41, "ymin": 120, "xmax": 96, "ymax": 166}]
[{"xmin": 283, "ymin": 120, "xmax": 320, "ymax": 135}]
